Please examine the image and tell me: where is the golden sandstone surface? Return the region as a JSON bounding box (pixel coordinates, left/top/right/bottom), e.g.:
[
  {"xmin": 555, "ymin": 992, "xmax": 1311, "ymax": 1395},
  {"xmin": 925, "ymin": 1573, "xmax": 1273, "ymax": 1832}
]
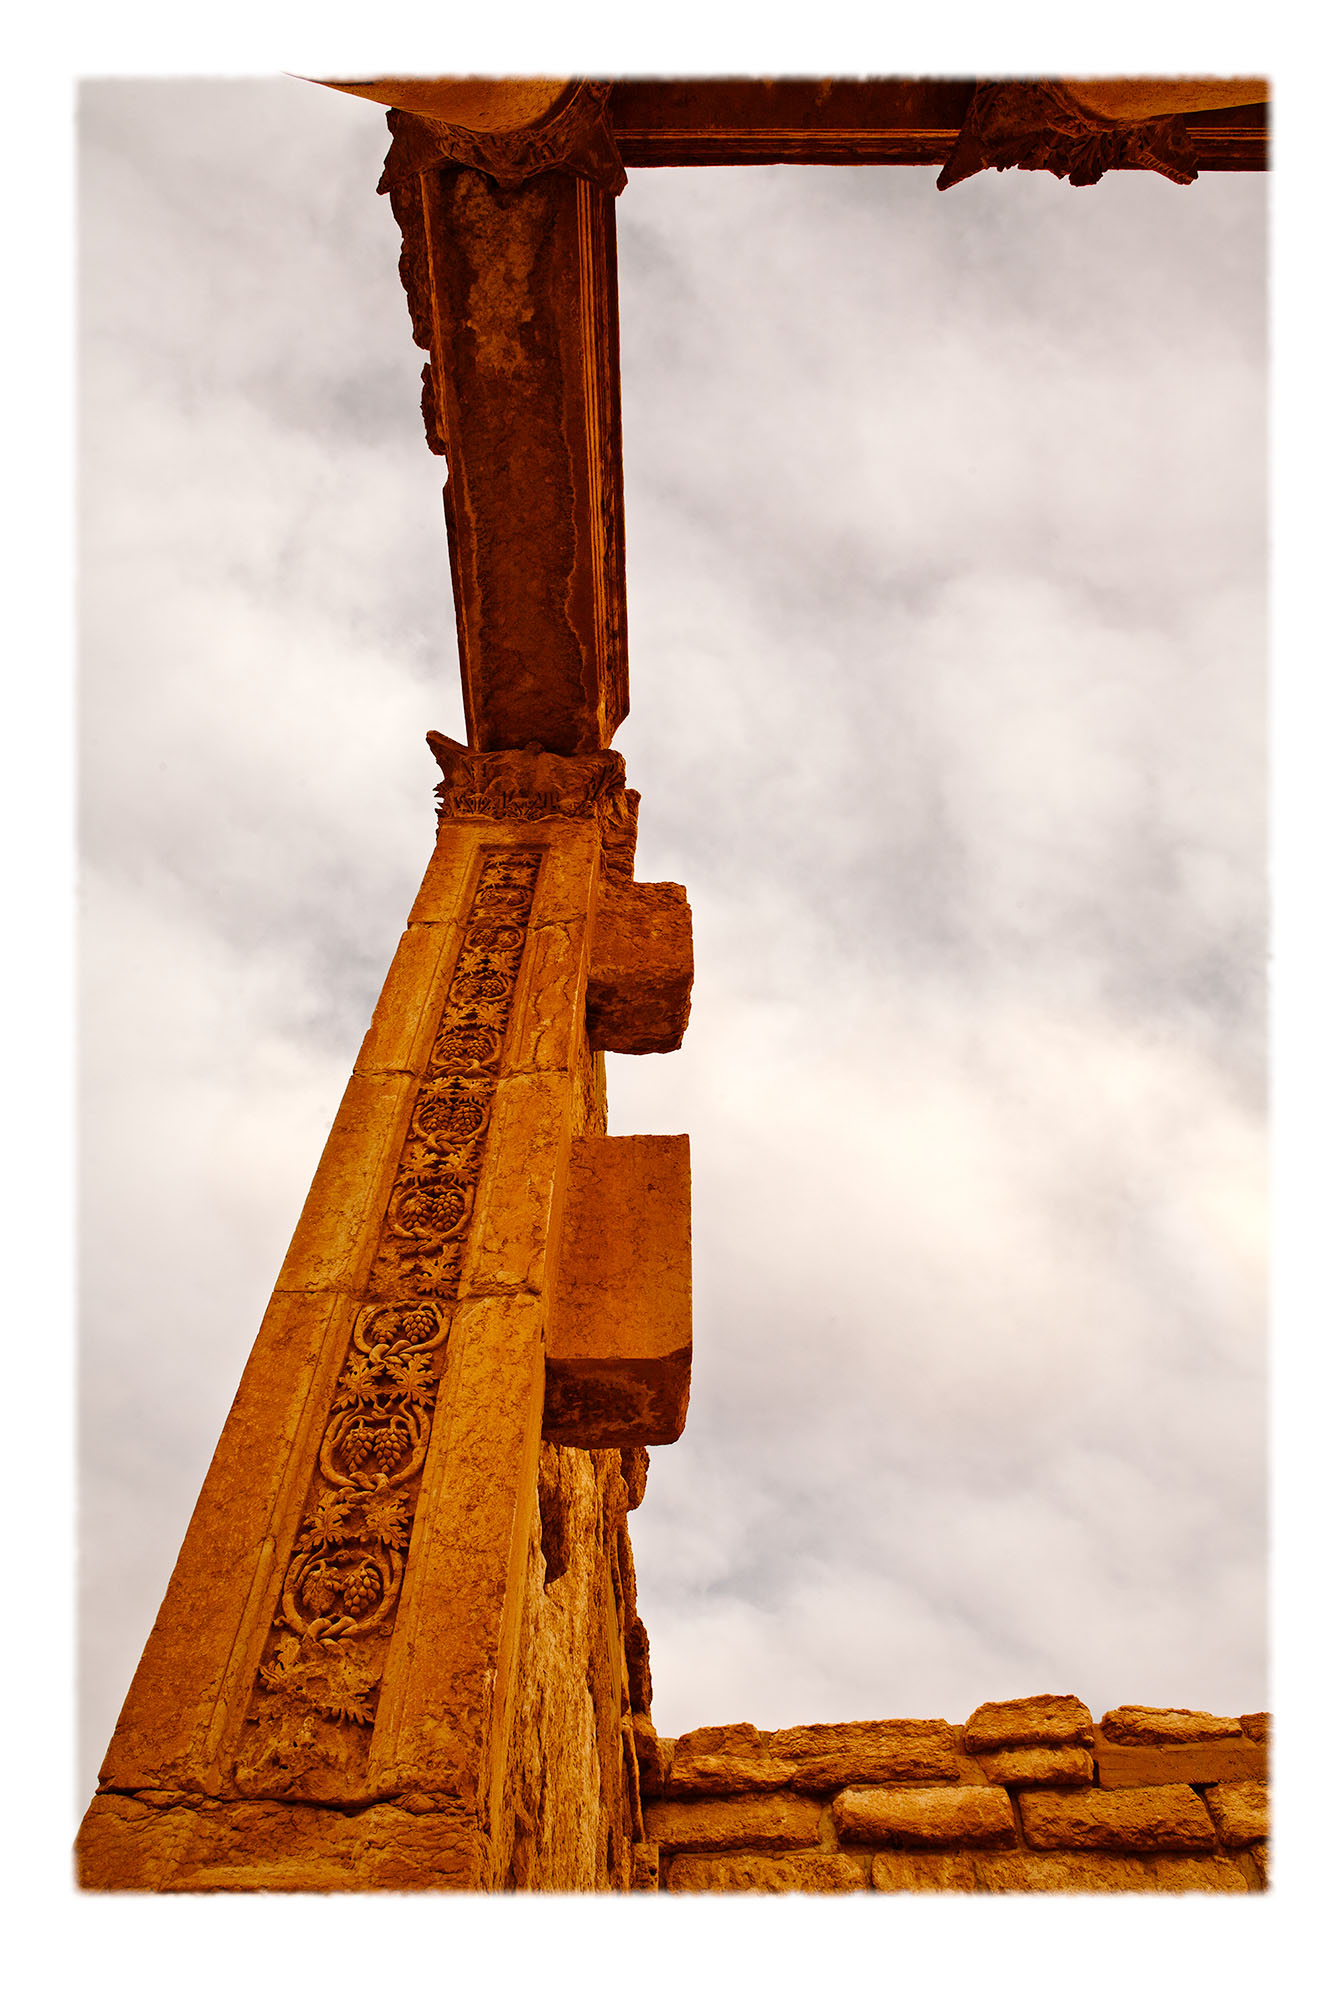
[{"xmin": 79, "ymin": 77, "xmax": 1270, "ymax": 1893}]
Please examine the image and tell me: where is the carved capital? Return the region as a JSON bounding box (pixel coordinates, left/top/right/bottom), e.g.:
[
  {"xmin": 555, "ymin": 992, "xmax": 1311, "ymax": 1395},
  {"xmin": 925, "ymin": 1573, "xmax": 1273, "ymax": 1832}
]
[
  {"xmin": 937, "ymin": 81, "xmax": 1201, "ymax": 190},
  {"xmin": 378, "ymin": 80, "xmax": 627, "ymax": 198},
  {"xmin": 427, "ymin": 731, "xmax": 627, "ymax": 823}
]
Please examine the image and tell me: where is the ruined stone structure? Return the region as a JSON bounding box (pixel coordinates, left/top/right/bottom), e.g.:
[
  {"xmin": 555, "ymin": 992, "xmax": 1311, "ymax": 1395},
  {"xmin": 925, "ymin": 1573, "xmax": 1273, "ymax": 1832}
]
[{"xmin": 78, "ymin": 76, "xmax": 1269, "ymax": 1894}]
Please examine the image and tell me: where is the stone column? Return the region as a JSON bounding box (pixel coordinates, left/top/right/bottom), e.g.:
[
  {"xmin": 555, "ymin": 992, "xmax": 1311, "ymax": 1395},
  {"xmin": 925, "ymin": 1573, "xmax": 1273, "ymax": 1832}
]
[{"xmin": 78, "ymin": 743, "xmax": 692, "ymax": 1891}]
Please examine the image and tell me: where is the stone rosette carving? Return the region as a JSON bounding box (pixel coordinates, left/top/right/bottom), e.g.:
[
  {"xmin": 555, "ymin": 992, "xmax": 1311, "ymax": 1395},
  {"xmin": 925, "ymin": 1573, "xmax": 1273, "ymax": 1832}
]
[
  {"xmin": 937, "ymin": 81, "xmax": 1200, "ymax": 190},
  {"xmin": 235, "ymin": 848, "xmax": 542, "ymax": 1799},
  {"xmin": 378, "ymin": 80, "xmax": 627, "ymax": 198},
  {"xmin": 427, "ymin": 730, "xmax": 627, "ymax": 825}
]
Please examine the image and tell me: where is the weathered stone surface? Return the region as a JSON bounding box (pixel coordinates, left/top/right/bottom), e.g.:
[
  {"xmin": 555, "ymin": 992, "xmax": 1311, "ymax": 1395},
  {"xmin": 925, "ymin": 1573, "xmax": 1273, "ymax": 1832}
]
[
  {"xmin": 459, "ymin": 1070, "xmax": 572, "ymax": 1297},
  {"xmin": 391, "ymin": 168, "xmax": 628, "ymax": 755},
  {"xmin": 872, "ymin": 1852, "xmax": 976, "ymax": 1892},
  {"xmin": 663, "ymin": 1754, "xmax": 799, "ymax": 1798},
  {"xmin": 976, "ymin": 1745, "xmax": 1094, "ymax": 1788},
  {"xmin": 1019, "ymin": 1784, "xmax": 1217, "ymax": 1851},
  {"xmin": 629, "ymin": 1842, "xmax": 659, "ymax": 1892},
  {"xmin": 769, "ymin": 1718, "xmax": 958, "ymax": 1773},
  {"xmin": 630, "ymin": 1714, "xmax": 668, "ymax": 1798},
  {"xmin": 963, "ymin": 1695, "xmax": 1094, "ymax": 1752},
  {"xmin": 586, "ymin": 879, "xmax": 693, "ymax": 1054},
  {"xmin": 1094, "ymin": 1740, "xmax": 1267, "ymax": 1789},
  {"xmin": 1239, "ymin": 1712, "xmax": 1271, "ymax": 1743},
  {"xmin": 833, "ymin": 1785, "xmax": 1015, "ymax": 1849},
  {"xmin": 354, "ymin": 920, "xmax": 464, "ymax": 1076},
  {"xmin": 95, "ymin": 1287, "xmax": 358, "ymax": 1793},
  {"xmin": 667, "ymin": 1852, "xmax": 869, "ymax": 1894},
  {"xmin": 498, "ymin": 1445, "xmax": 638, "ymax": 1890},
  {"xmin": 276, "ymin": 1071, "xmax": 417, "ymax": 1294},
  {"xmin": 1203, "ymin": 1782, "xmax": 1269, "ymax": 1846},
  {"xmin": 643, "ymin": 1794, "xmax": 821, "ymax": 1853},
  {"xmin": 974, "ymin": 1852, "xmax": 1249, "ymax": 1894},
  {"xmin": 78, "ymin": 1792, "xmax": 488, "ymax": 1892},
  {"xmin": 677, "ymin": 1722, "xmax": 770, "ymax": 1757},
  {"xmin": 1100, "ymin": 1705, "xmax": 1243, "ymax": 1746},
  {"xmin": 544, "ymin": 1135, "xmax": 692, "ymax": 1447}
]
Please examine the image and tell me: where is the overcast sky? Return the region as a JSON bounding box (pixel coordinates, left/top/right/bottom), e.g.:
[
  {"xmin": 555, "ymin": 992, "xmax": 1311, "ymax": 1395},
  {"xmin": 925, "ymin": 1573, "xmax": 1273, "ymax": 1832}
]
[{"xmin": 78, "ymin": 76, "xmax": 1267, "ymax": 1812}]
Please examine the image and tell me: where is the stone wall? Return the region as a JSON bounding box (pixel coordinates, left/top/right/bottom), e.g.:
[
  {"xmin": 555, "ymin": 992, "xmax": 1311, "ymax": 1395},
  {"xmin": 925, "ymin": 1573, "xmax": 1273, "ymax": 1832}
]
[{"xmin": 640, "ymin": 1698, "xmax": 1269, "ymax": 1894}]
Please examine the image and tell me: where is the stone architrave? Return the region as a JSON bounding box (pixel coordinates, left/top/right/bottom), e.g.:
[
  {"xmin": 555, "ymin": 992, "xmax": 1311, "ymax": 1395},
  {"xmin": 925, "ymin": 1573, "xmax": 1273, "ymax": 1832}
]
[{"xmin": 78, "ymin": 743, "xmax": 693, "ymax": 1892}]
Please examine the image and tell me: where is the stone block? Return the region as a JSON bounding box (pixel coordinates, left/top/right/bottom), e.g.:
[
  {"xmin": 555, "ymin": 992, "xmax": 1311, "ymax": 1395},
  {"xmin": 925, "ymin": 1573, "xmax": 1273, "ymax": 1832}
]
[
  {"xmin": 586, "ymin": 879, "xmax": 693, "ymax": 1053},
  {"xmin": 508, "ymin": 919, "xmax": 588, "ymax": 1075},
  {"xmin": 1100, "ymin": 1705, "xmax": 1243, "ymax": 1746},
  {"xmin": 276, "ymin": 1071, "xmax": 417, "ymax": 1294},
  {"xmin": 663, "ymin": 1754, "xmax": 799, "ymax": 1798},
  {"xmin": 668, "ymin": 1840, "xmax": 868, "ymax": 1888},
  {"xmin": 355, "ymin": 920, "xmax": 462, "ymax": 1076},
  {"xmin": 405, "ymin": 819, "xmax": 489, "ymax": 926},
  {"xmin": 666, "ymin": 1852, "xmax": 869, "ymax": 1894},
  {"xmin": 629, "ymin": 1842, "xmax": 660, "ymax": 1892},
  {"xmin": 833, "ymin": 1785, "xmax": 1015, "ymax": 1849},
  {"xmin": 1203, "ymin": 1782, "xmax": 1269, "ymax": 1846},
  {"xmin": 544, "ymin": 1135, "xmax": 692, "ymax": 1447},
  {"xmin": 95, "ymin": 1288, "xmax": 357, "ymax": 1793},
  {"xmin": 1094, "ymin": 1740, "xmax": 1267, "ymax": 1789},
  {"xmin": 1019, "ymin": 1784, "xmax": 1217, "ymax": 1851},
  {"xmin": 459, "ymin": 1071, "xmax": 571, "ymax": 1297},
  {"xmin": 677, "ymin": 1723, "xmax": 769, "ymax": 1758},
  {"xmin": 973, "ymin": 1852, "xmax": 1248, "ymax": 1894},
  {"xmin": 963, "ymin": 1695, "xmax": 1094, "ymax": 1752},
  {"xmin": 871, "ymin": 1852, "xmax": 976, "ymax": 1892},
  {"xmin": 770, "ymin": 1717, "xmax": 957, "ymax": 1770},
  {"xmin": 976, "ymin": 1745, "xmax": 1094, "ymax": 1788},
  {"xmin": 1239, "ymin": 1712, "xmax": 1271, "ymax": 1742},
  {"xmin": 643, "ymin": 1794, "xmax": 821, "ymax": 1854}
]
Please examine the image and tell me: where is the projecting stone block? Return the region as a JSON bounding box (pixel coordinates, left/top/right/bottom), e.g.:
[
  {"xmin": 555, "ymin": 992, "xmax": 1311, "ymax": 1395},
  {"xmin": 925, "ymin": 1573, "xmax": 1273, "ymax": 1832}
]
[
  {"xmin": 1019, "ymin": 1784, "xmax": 1216, "ymax": 1851},
  {"xmin": 832, "ymin": 1786, "xmax": 1015, "ymax": 1849},
  {"xmin": 963, "ymin": 1695, "xmax": 1094, "ymax": 1752},
  {"xmin": 586, "ymin": 879, "xmax": 693, "ymax": 1053},
  {"xmin": 1100, "ymin": 1705, "xmax": 1243, "ymax": 1746},
  {"xmin": 543, "ymin": 1135, "xmax": 691, "ymax": 1447}
]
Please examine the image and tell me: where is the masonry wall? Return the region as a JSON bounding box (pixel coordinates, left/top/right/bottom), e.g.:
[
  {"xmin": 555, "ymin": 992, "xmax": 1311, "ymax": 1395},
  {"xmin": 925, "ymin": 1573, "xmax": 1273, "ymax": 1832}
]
[{"xmin": 639, "ymin": 1698, "xmax": 1269, "ymax": 1894}]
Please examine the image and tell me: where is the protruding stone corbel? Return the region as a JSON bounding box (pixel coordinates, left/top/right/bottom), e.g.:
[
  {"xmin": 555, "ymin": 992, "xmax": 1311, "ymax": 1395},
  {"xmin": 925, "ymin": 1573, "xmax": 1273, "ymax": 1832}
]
[
  {"xmin": 586, "ymin": 879, "xmax": 694, "ymax": 1055},
  {"xmin": 544, "ymin": 1135, "xmax": 692, "ymax": 1448}
]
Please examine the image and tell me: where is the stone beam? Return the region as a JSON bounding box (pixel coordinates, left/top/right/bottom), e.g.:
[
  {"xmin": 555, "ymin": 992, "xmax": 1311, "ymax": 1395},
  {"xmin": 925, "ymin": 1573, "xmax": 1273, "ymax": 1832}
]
[
  {"xmin": 380, "ymin": 87, "xmax": 628, "ymax": 755},
  {"xmin": 604, "ymin": 78, "xmax": 1269, "ymax": 172}
]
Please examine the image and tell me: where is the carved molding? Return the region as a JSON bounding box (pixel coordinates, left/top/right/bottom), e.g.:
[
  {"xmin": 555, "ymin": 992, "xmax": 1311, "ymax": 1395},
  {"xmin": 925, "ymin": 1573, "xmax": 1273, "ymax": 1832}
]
[
  {"xmin": 378, "ymin": 81, "xmax": 627, "ymax": 199},
  {"xmin": 235, "ymin": 847, "xmax": 542, "ymax": 1799},
  {"xmin": 937, "ymin": 82, "xmax": 1202, "ymax": 190},
  {"xmin": 427, "ymin": 731, "xmax": 627, "ymax": 824}
]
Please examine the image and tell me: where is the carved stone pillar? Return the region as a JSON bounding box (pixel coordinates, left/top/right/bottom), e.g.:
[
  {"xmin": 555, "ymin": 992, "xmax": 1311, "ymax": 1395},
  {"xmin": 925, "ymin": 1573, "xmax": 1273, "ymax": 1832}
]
[
  {"xmin": 378, "ymin": 82, "xmax": 630, "ymax": 754},
  {"xmin": 78, "ymin": 743, "xmax": 693, "ymax": 1891}
]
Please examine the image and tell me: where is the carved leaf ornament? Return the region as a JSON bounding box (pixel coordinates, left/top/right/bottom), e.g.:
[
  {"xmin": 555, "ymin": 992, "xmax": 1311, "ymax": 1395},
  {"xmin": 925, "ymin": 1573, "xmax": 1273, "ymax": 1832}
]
[{"xmin": 236, "ymin": 848, "xmax": 542, "ymax": 1795}]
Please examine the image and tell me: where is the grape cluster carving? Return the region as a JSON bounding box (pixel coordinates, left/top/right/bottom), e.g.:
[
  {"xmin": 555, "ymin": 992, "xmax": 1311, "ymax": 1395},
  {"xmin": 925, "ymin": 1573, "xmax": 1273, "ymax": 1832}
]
[{"xmin": 236, "ymin": 849, "xmax": 541, "ymax": 1793}]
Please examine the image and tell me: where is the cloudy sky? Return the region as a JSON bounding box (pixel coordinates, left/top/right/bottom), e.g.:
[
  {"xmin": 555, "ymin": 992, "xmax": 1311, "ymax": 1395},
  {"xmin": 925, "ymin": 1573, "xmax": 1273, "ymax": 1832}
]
[{"xmin": 78, "ymin": 76, "xmax": 1268, "ymax": 1814}]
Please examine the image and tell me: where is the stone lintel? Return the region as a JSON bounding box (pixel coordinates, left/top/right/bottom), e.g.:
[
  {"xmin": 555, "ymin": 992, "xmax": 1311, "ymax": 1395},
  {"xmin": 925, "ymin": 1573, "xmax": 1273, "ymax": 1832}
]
[
  {"xmin": 544, "ymin": 1135, "xmax": 692, "ymax": 1447},
  {"xmin": 388, "ymin": 165, "xmax": 627, "ymax": 754}
]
